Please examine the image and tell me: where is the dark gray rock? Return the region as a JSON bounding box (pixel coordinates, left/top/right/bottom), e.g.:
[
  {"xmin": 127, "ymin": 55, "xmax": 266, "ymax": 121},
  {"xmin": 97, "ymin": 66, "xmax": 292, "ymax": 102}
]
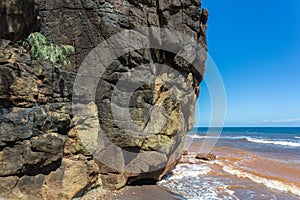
[
  {"xmin": 0, "ymin": 0, "xmax": 40, "ymax": 41},
  {"xmin": 0, "ymin": 41, "xmax": 100, "ymax": 199},
  {"xmin": 0, "ymin": 0, "xmax": 208, "ymax": 198}
]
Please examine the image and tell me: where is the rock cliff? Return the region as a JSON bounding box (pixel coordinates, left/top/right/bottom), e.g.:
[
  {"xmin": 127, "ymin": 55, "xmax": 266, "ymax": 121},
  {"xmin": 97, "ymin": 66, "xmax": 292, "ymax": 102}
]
[
  {"xmin": 0, "ymin": 0, "xmax": 208, "ymax": 199},
  {"xmin": 0, "ymin": 0, "xmax": 40, "ymax": 41}
]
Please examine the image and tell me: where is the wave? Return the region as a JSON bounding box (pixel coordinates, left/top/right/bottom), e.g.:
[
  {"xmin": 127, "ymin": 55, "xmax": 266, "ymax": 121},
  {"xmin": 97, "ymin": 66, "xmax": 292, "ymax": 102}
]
[
  {"xmin": 158, "ymin": 163, "xmax": 238, "ymax": 200},
  {"xmin": 187, "ymin": 134, "xmax": 245, "ymax": 140},
  {"xmin": 246, "ymin": 137, "xmax": 300, "ymax": 147},
  {"xmin": 162, "ymin": 163, "xmax": 211, "ymax": 180},
  {"xmin": 267, "ymin": 158, "xmax": 300, "ymax": 164},
  {"xmin": 187, "ymin": 134, "xmax": 207, "ymax": 139},
  {"xmin": 222, "ymin": 165, "xmax": 300, "ymax": 197},
  {"xmin": 295, "ymin": 137, "xmax": 300, "ymax": 139}
]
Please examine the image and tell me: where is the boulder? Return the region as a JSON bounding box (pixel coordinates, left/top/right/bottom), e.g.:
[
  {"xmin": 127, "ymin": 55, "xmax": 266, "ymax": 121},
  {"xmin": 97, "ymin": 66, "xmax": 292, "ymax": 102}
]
[
  {"xmin": 182, "ymin": 150, "xmax": 189, "ymax": 156},
  {"xmin": 195, "ymin": 153, "xmax": 217, "ymax": 161}
]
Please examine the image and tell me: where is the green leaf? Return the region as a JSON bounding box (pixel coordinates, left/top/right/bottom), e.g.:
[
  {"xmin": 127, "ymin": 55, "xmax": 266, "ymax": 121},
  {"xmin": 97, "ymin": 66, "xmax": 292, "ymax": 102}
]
[{"xmin": 23, "ymin": 32, "xmax": 74, "ymax": 67}]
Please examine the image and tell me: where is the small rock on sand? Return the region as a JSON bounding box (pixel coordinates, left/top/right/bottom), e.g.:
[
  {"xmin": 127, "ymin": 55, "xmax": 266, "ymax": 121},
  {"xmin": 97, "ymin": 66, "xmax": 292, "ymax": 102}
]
[
  {"xmin": 195, "ymin": 153, "xmax": 216, "ymax": 161},
  {"xmin": 182, "ymin": 150, "xmax": 189, "ymax": 155}
]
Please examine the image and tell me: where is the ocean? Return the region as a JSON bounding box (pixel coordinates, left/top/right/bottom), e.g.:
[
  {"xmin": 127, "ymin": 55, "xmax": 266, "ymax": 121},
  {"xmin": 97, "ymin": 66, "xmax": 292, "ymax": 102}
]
[{"xmin": 158, "ymin": 127, "xmax": 300, "ymax": 200}]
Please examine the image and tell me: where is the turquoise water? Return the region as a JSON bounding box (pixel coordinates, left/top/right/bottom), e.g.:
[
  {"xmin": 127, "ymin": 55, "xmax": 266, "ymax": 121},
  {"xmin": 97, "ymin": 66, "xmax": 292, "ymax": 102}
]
[{"xmin": 189, "ymin": 127, "xmax": 300, "ymax": 160}]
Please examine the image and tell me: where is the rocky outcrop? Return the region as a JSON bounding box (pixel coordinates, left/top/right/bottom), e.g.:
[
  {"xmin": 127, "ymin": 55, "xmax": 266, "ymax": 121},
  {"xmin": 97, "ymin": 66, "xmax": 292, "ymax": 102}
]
[
  {"xmin": 0, "ymin": 0, "xmax": 40, "ymax": 41},
  {"xmin": 39, "ymin": 0, "xmax": 208, "ymax": 71},
  {"xmin": 0, "ymin": 40, "xmax": 101, "ymax": 199},
  {"xmin": 0, "ymin": 0, "xmax": 208, "ymax": 199}
]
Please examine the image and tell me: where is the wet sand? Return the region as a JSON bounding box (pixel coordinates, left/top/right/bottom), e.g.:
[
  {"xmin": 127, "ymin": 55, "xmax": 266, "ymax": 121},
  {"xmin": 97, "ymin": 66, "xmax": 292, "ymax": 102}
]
[
  {"xmin": 81, "ymin": 185, "xmax": 181, "ymax": 200},
  {"xmin": 180, "ymin": 139, "xmax": 300, "ymax": 199},
  {"xmin": 106, "ymin": 185, "xmax": 181, "ymax": 200}
]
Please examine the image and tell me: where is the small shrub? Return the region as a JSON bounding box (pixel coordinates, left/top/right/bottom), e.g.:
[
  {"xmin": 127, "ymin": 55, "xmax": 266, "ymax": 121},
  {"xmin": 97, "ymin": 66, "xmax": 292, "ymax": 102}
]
[{"xmin": 24, "ymin": 32, "xmax": 74, "ymax": 66}]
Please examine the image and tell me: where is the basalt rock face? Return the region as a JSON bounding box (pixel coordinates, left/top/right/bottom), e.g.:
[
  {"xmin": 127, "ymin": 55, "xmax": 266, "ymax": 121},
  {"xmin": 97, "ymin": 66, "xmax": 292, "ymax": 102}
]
[
  {"xmin": 39, "ymin": 0, "xmax": 208, "ymax": 71},
  {"xmin": 0, "ymin": 0, "xmax": 208, "ymax": 199},
  {"xmin": 0, "ymin": 0, "xmax": 40, "ymax": 41},
  {"xmin": 0, "ymin": 40, "xmax": 101, "ymax": 199}
]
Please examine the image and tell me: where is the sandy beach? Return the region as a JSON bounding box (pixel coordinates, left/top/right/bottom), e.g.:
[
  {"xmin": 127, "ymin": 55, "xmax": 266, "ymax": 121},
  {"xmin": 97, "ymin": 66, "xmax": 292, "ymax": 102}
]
[
  {"xmin": 80, "ymin": 185, "xmax": 181, "ymax": 200},
  {"xmin": 79, "ymin": 127, "xmax": 300, "ymax": 200}
]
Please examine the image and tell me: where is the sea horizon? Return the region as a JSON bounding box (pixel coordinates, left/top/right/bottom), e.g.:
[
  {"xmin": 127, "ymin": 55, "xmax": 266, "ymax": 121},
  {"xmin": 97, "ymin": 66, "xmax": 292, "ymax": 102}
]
[{"xmin": 193, "ymin": 126, "xmax": 300, "ymax": 128}]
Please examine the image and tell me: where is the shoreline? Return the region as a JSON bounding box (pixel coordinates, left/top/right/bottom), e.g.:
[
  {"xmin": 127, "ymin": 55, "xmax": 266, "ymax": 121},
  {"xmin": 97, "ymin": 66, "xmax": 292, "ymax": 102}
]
[{"xmin": 80, "ymin": 135, "xmax": 300, "ymax": 200}]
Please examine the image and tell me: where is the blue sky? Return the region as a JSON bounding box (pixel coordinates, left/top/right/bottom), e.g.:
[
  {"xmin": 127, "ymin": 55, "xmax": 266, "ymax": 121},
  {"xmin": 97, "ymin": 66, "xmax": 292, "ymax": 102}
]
[{"xmin": 195, "ymin": 0, "xmax": 300, "ymax": 127}]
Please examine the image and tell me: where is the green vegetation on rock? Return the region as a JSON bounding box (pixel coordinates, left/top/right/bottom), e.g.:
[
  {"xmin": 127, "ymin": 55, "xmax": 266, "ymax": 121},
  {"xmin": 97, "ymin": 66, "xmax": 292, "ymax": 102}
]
[{"xmin": 24, "ymin": 32, "xmax": 74, "ymax": 66}]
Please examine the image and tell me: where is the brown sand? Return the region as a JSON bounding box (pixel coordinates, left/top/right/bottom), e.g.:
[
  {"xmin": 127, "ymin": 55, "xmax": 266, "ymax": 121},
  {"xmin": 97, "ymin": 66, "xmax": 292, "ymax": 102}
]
[{"xmin": 80, "ymin": 185, "xmax": 181, "ymax": 200}]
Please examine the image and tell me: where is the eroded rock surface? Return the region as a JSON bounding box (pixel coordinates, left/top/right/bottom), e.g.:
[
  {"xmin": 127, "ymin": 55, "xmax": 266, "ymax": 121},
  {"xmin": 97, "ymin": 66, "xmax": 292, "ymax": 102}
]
[
  {"xmin": 0, "ymin": 40, "xmax": 101, "ymax": 199},
  {"xmin": 0, "ymin": 0, "xmax": 40, "ymax": 41},
  {"xmin": 0, "ymin": 0, "xmax": 208, "ymax": 199},
  {"xmin": 40, "ymin": 0, "xmax": 208, "ymax": 71}
]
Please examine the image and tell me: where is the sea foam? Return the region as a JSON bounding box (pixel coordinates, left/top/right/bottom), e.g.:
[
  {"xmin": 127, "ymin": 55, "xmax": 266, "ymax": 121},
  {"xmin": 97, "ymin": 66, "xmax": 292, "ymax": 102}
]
[
  {"xmin": 187, "ymin": 134, "xmax": 245, "ymax": 140},
  {"xmin": 246, "ymin": 137, "xmax": 300, "ymax": 147},
  {"xmin": 161, "ymin": 163, "xmax": 211, "ymax": 180},
  {"xmin": 222, "ymin": 165, "xmax": 300, "ymax": 197},
  {"xmin": 158, "ymin": 163, "xmax": 238, "ymax": 200}
]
